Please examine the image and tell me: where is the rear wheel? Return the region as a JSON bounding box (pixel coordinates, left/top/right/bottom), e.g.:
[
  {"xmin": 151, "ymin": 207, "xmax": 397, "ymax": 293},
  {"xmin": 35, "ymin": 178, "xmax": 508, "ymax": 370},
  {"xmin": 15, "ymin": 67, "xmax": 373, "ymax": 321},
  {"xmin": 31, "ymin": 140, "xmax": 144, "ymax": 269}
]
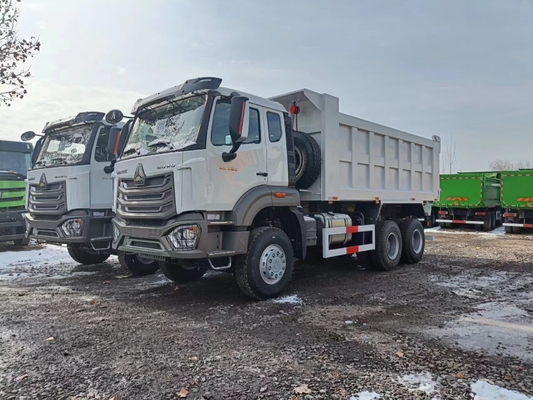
[
  {"xmin": 13, "ymin": 237, "xmax": 30, "ymax": 246},
  {"xmin": 118, "ymin": 252, "xmax": 159, "ymax": 276},
  {"xmin": 367, "ymin": 220, "xmax": 402, "ymax": 271},
  {"xmin": 235, "ymin": 227, "xmax": 294, "ymax": 300},
  {"xmin": 68, "ymin": 247, "xmax": 110, "ymax": 265},
  {"xmin": 512, "ymin": 226, "xmax": 524, "ymax": 234},
  {"xmin": 399, "ymin": 218, "xmax": 425, "ymax": 264},
  {"xmin": 490, "ymin": 211, "xmax": 496, "ymax": 231},
  {"xmin": 504, "ymin": 225, "xmax": 513, "ymax": 234},
  {"xmin": 159, "ymin": 260, "xmax": 206, "ymax": 283},
  {"xmin": 482, "ymin": 215, "xmax": 491, "ymax": 231}
]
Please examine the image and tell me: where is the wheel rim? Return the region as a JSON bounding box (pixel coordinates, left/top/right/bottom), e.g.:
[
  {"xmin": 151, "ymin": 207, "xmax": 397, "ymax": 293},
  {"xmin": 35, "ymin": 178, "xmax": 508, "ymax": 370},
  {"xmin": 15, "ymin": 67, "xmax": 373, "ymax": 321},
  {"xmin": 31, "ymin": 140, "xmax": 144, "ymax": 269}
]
[
  {"xmin": 411, "ymin": 229, "xmax": 423, "ymax": 254},
  {"xmin": 386, "ymin": 232, "xmax": 400, "ymax": 260},
  {"xmin": 136, "ymin": 255, "xmax": 154, "ymax": 264},
  {"xmin": 260, "ymin": 244, "xmax": 286, "ymax": 285},
  {"xmin": 294, "ymin": 146, "xmax": 303, "ymax": 179}
]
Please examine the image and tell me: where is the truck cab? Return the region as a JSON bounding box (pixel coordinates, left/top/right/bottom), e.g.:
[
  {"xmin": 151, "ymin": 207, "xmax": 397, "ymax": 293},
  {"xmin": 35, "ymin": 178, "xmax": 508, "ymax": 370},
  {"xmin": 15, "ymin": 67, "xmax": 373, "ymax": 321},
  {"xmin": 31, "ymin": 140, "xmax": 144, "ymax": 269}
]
[
  {"xmin": 21, "ymin": 111, "xmax": 158, "ymax": 273},
  {"xmin": 0, "ymin": 140, "xmax": 33, "ymax": 246}
]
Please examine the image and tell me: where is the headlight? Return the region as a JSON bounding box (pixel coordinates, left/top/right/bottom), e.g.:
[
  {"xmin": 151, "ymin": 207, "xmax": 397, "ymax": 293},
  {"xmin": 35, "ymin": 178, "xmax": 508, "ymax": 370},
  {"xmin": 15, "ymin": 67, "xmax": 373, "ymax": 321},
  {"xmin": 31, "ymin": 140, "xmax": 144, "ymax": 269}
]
[
  {"xmin": 113, "ymin": 223, "xmax": 120, "ymax": 242},
  {"xmin": 167, "ymin": 224, "xmax": 201, "ymax": 251},
  {"xmin": 61, "ymin": 218, "xmax": 83, "ymax": 237}
]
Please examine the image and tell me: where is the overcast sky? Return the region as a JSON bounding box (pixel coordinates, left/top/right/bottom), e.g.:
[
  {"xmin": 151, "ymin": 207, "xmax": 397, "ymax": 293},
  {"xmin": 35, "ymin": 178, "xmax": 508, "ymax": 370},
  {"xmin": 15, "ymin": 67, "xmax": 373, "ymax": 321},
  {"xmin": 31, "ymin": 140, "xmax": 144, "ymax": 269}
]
[{"xmin": 1, "ymin": 0, "xmax": 532, "ymax": 171}]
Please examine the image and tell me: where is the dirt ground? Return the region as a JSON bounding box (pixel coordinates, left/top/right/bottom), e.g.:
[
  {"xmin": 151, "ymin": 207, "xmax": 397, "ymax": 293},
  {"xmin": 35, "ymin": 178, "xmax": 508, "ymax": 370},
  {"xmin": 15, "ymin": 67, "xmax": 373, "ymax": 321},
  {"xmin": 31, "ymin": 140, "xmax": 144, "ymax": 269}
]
[{"xmin": 1, "ymin": 228, "xmax": 532, "ymax": 399}]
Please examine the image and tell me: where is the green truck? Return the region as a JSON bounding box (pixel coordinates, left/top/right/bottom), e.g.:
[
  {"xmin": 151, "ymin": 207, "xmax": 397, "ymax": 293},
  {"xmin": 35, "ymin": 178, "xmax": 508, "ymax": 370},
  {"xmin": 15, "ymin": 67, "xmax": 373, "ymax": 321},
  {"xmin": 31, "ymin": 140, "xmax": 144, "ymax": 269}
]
[
  {"xmin": 434, "ymin": 171, "xmax": 502, "ymax": 231},
  {"xmin": 0, "ymin": 140, "xmax": 33, "ymax": 245},
  {"xmin": 501, "ymin": 169, "xmax": 533, "ymax": 233}
]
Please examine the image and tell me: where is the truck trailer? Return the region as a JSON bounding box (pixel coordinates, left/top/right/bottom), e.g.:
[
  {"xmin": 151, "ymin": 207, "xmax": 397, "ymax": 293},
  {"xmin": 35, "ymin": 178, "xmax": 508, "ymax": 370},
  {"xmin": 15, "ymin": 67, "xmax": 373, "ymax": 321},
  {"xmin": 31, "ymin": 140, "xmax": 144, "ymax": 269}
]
[
  {"xmin": 20, "ymin": 112, "xmax": 158, "ymax": 274},
  {"xmin": 0, "ymin": 140, "xmax": 33, "ymax": 245},
  {"xmin": 435, "ymin": 172, "xmax": 501, "ymax": 230},
  {"xmin": 105, "ymin": 77, "xmax": 441, "ymax": 299},
  {"xmin": 501, "ymin": 169, "xmax": 533, "ymax": 233}
]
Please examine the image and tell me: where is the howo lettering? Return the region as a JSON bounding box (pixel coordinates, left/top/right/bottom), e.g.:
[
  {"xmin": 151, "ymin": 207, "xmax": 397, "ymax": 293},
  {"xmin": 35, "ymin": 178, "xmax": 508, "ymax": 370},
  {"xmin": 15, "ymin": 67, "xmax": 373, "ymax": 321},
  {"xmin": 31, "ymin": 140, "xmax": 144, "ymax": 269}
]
[
  {"xmin": 0, "ymin": 140, "xmax": 33, "ymax": 246},
  {"xmin": 21, "ymin": 112, "xmax": 158, "ymax": 273},
  {"xmin": 106, "ymin": 77, "xmax": 441, "ymax": 299}
]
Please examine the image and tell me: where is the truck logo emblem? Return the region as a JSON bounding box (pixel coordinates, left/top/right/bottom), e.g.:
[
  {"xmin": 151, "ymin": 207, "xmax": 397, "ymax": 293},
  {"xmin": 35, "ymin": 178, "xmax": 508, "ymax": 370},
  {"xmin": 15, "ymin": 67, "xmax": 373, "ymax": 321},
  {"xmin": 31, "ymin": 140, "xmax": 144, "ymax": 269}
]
[
  {"xmin": 39, "ymin": 173, "xmax": 48, "ymax": 189},
  {"xmin": 134, "ymin": 163, "xmax": 146, "ymax": 186}
]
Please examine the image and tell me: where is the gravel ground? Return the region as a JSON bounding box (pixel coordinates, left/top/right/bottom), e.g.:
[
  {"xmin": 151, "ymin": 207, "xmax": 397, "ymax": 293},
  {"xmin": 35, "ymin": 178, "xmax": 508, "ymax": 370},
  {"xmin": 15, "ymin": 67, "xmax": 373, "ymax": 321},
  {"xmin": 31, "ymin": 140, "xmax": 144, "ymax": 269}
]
[{"xmin": 0, "ymin": 229, "xmax": 532, "ymax": 399}]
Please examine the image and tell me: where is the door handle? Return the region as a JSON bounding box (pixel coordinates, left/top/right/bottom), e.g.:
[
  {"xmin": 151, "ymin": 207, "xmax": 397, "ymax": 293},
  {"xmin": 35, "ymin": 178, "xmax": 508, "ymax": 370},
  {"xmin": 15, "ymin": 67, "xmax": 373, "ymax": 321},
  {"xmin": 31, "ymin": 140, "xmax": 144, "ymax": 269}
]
[{"xmin": 256, "ymin": 172, "xmax": 268, "ymax": 177}]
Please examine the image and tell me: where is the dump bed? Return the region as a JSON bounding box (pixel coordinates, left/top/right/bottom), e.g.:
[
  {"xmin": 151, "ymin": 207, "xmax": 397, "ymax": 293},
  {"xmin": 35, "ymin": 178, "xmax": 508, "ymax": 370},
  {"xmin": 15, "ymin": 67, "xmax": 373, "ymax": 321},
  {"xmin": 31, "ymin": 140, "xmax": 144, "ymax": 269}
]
[
  {"xmin": 436, "ymin": 172, "xmax": 500, "ymax": 208},
  {"xmin": 501, "ymin": 170, "xmax": 533, "ymax": 209},
  {"xmin": 270, "ymin": 89, "xmax": 441, "ymax": 202}
]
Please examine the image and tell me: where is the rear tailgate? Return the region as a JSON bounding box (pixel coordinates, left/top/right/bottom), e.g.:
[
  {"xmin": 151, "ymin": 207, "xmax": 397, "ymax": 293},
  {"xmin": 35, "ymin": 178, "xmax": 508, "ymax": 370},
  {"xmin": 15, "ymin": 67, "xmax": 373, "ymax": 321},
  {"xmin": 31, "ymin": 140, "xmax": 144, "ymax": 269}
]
[
  {"xmin": 501, "ymin": 171, "xmax": 533, "ymax": 209},
  {"xmin": 436, "ymin": 175, "xmax": 482, "ymax": 208}
]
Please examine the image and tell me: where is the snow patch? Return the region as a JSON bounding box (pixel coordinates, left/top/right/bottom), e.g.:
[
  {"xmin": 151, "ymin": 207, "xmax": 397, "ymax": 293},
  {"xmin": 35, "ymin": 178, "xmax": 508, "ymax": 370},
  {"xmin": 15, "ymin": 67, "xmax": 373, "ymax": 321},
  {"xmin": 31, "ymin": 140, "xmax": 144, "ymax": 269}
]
[
  {"xmin": 350, "ymin": 391, "xmax": 382, "ymax": 400},
  {"xmin": 272, "ymin": 295, "xmax": 303, "ymax": 305},
  {"xmin": 471, "ymin": 380, "xmax": 533, "ymax": 399},
  {"xmin": 426, "ymin": 226, "xmax": 506, "ymax": 237},
  {"xmin": 397, "ymin": 372, "xmax": 438, "ymax": 394}
]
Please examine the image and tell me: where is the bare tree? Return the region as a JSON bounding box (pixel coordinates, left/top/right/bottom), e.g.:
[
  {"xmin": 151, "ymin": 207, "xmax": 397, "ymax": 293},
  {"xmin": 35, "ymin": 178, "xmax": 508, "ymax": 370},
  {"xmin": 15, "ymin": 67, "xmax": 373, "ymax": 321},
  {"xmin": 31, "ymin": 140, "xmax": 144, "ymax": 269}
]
[
  {"xmin": 489, "ymin": 159, "xmax": 515, "ymax": 171},
  {"xmin": 517, "ymin": 160, "xmax": 532, "ymax": 170},
  {"xmin": 0, "ymin": 0, "xmax": 41, "ymax": 106},
  {"xmin": 441, "ymin": 136, "xmax": 458, "ymax": 174}
]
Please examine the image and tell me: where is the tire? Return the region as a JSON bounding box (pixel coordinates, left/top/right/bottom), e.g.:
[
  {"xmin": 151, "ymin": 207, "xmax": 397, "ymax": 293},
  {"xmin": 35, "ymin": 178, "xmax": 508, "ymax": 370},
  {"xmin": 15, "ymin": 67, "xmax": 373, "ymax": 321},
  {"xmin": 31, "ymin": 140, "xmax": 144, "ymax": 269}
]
[
  {"xmin": 482, "ymin": 215, "xmax": 491, "ymax": 231},
  {"xmin": 367, "ymin": 220, "xmax": 403, "ymax": 271},
  {"xmin": 490, "ymin": 212, "xmax": 496, "ymax": 231},
  {"xmin": 438, "ymin": 222, "xmax": 447, "ymax": 229},
  {"xmin": 159, "ymin": 260, "xmax": 207, "ymax": 283},
  {"xmin": 118, "ymin": 252, "xmax": 158, "ymax": 276},
  {"xmin": 235, "ymin": 227, "xmax": 294, "ymax": 300},
  {"xmin": 512, "ymin": 226, "xmax": 524, "ymax": 234},
  {"xmin": 68, "ymin": 247, "xmax": 110, "ymax": 265},
  {"xmin": 293, "ymin": 131, "xmax": 321, "ymax": 190},
  {"xmin": 398, "ymin": 218, "xmax": 425, "ymax": 264},
  {"xmin": 504, "ymin": 225, "xmax": 513, "ymax": 234},
  {"xmin": 13, "ymin": 237, "xmax": 30, "ymax": 246}
]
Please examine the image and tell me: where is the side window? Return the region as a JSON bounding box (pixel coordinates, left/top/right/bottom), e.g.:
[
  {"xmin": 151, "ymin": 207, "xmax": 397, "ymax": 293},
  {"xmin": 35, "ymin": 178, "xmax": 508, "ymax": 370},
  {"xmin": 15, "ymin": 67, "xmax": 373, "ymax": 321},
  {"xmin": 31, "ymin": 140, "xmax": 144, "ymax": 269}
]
[
  {"xmin": 94, "ymin": 127, "xmax": 111, "ymax": 162},
  {"xmin": 210, "ymin": 101, "xmax": 261, "ymax": 145},
  {"xmin": 267, "ymin": 112, "xmax": 282, "ymax": 143}
]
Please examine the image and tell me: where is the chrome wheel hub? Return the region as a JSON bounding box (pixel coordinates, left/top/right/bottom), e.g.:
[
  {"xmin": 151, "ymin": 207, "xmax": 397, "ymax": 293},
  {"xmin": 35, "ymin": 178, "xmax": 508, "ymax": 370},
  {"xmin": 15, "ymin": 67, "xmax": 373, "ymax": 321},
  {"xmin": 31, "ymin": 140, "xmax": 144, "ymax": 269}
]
[{"xmin": 260, "ymin": 244, "xmax": 286, "ymax": 285}]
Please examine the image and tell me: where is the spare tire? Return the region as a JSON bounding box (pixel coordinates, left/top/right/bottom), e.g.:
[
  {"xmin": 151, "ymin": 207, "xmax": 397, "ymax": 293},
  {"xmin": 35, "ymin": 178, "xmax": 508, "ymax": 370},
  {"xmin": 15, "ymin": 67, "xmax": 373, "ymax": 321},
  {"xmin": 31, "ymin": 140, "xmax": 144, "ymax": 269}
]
[{"xmin": 293, "ymin": 131, "xmax": 321, "ymax": 190}]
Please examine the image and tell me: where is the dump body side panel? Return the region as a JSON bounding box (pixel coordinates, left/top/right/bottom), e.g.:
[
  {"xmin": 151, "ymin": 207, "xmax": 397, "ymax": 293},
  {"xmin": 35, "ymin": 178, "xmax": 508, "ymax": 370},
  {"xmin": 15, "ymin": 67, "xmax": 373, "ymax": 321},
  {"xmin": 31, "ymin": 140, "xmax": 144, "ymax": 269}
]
[
  {"xmin": 270, "ymin": 89, "xmax": 440, "ymax": 203},
  {"xmin": 436, "ymin": 172, "xmax": 500, "ymax": 209},
  {"xmin": 501, "ymin": 170, "xmax": 533, "ymax": 210}
]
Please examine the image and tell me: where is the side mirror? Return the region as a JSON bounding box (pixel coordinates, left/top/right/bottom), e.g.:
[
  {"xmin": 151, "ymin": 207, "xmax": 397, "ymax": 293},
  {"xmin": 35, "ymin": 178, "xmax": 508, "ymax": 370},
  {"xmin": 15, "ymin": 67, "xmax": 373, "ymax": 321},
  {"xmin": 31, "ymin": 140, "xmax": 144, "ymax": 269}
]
[
  {"xmin": 116, "ymin": 120, "xmax": 132, "ymax": 157},
  {"xmin": 31, "ymin": 137, "xmax": 44, "ymax": 166},
  {"xmin": 106, "ymin": 126, "xmax": 121, "ymax": 157},
  {"xmin": 105, "ymin": 109, "xmax": 124, "ymax": 124},
  {"xmin": 223, "ymin": 96, "xmax": 249, "ymax": 162},
  {"xmin": 21, "ymin": 131, "xmax": 36, "ymax": 141}
]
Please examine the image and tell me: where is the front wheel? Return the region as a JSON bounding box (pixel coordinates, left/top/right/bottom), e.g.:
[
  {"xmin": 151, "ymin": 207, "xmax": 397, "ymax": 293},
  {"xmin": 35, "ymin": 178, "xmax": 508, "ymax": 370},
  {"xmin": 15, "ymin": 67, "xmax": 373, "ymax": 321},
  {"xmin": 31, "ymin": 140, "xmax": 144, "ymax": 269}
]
[
  {"xmin": 13, "ymin": 237, "xmax": 30, "ymax": 246},
  {"xmin": 118, "ymin": 252, "xmax": 159, "ymax": 276},
  {"xmin": 68, "ymin": 247, "xmax": 110, "ymax": 265},
  {"xmin": 159, "ymin": 260, "xmax": 206, "ymax": 283},
  {"xmin": 235, "ymin": 227, "xmax": 294, "ymax": 300}
]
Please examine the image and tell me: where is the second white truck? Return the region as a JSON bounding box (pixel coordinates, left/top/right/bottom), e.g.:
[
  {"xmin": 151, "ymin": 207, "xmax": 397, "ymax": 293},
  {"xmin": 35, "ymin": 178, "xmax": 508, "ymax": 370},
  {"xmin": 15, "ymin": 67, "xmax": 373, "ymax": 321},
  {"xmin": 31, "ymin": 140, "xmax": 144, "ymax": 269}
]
[{"xmin": 105, "ymin": 77, "xmax": 441, "ymax": 299}]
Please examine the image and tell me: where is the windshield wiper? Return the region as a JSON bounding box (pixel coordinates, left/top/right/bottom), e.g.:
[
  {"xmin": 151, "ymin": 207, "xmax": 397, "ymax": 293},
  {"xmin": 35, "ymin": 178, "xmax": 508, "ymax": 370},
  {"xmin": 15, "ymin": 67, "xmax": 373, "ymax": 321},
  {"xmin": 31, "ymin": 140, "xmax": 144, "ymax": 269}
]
[
  {"xmin": 147, "ymin": 139, "xmax": 175, "ymax": 150},
  {"xmin": 123, "ymin": 145, "xmax": 141, "ymax": 156}
]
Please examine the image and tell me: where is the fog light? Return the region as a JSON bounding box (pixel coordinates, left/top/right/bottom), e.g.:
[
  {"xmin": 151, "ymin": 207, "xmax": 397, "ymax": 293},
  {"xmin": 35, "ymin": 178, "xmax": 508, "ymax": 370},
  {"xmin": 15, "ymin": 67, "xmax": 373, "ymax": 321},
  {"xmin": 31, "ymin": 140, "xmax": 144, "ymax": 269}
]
[
  {"xmin": 167, "ymin": 224, "xmax": 201, "ymax": 250},
  {"xmin": 113, "ymin": 223, "xmax": 120, "ymax": 242},
  {"xmin": 61, "ymin": 218, "xmax": 83, "ymax": 237}
]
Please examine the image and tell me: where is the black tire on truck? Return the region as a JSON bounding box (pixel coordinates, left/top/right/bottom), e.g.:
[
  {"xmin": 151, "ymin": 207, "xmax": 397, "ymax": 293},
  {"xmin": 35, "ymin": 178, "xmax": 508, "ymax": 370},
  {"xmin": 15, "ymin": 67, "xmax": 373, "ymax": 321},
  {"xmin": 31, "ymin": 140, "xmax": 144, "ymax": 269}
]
[
  {"xmin": 293, "ymin": 131, "xmax": 321, "ymax": 190},
  {"xmin": 13, "ymin": 237, "xmax": 30, "ymax": 246},
  {"xmin": 68, "ymin": 246, "xmax": 110, "ymax": 265},
  {"xmin": 118, "ymin": 252, "xmax": 158, "ymax": 276},
  {"xmin": 482, "ymin": 214, "xmax": 491, "ymax": 231},
  {"xmin": 367, "ymin": 220, "xmax": 403, "ymax": 271},
  {"xmin": 398, "ymin": 218, "xmax": 425, "ymax": 264},
  {"xmin": 159, "ymin": 260, "xmax": 207, "ymax": 283},
  {"xmin": 235, "ymin": 227, "xmax": 294, "ymax": 300},
  {"xmin": 512, "ymin": 226, "xmax": 523, "ymax": 234},
  {"xmin": 504, "ymin": 225, "xmax": 513, "ymax": 234},
  {"xmin": 490, "ymin": 211, "xmax": 496, "ymax": 231}
]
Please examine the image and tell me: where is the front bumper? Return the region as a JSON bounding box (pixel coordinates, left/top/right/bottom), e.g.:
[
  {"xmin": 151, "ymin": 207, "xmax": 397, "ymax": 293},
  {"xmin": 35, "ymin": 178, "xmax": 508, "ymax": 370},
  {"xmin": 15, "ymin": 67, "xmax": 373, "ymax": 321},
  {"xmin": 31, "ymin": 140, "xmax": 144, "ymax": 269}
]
[
  {"xmin": 113, "ymin": 213, "xmax": 249, "ymax": 261},
  {"xmin": 26, "ymin": 210, "xmax": 113, "ymax": 251},
  {"xmin": 0, "ymin": 209, "xmax": 26, "ymax": 242}
]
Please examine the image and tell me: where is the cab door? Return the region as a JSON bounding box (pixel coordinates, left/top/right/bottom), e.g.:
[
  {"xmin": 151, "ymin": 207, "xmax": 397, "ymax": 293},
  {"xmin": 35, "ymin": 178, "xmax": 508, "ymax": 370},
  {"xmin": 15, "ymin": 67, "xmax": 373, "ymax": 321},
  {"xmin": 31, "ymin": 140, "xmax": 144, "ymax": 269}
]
[
  {"xmin": 205, "ymin": 98, "xmax": 268, "ymax": 211},
  {"xmin": 90, "ymin": 126, "xmax": 114, "ymax": 210}
]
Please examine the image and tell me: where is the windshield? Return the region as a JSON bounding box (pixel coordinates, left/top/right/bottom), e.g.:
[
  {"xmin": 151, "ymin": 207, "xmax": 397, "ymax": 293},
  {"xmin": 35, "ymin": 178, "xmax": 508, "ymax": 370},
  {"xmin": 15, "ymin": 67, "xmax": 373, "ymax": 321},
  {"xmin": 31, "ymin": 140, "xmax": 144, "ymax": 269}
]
[
  {"xmin": 0, "ymin": 150, "xmax": 31, "ymax": 176},
  {"xmin": 122, "ymin": 94, "xmax": 206, "ymax": 159},
  {"xmin": 34, "ymin": 124, "xmax": 93, "ymax": 168}
]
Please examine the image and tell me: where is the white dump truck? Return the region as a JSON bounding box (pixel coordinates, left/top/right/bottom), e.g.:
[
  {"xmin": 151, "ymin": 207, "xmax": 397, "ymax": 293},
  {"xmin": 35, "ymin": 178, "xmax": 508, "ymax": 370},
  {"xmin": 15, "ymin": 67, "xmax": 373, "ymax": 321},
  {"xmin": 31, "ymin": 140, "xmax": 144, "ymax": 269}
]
[
  {"xmin": 105, "ymin": 77, "xmax": 440, "ymax": 299},
  {"xmin": 20, "ymin": 112, "xmax": 158, "ymax": 274}
]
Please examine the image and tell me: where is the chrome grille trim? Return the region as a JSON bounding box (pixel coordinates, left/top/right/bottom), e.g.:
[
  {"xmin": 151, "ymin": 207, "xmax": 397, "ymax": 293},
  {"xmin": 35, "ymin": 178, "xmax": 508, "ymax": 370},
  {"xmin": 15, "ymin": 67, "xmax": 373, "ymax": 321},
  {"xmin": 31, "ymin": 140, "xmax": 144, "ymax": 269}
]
[
  {"xmin": 117, "ymin": 173, "xmax": 176, "ymax": 219},
  {"xmin": 28, "ymin": 180, "xmax": 67, "ymax": 215}
]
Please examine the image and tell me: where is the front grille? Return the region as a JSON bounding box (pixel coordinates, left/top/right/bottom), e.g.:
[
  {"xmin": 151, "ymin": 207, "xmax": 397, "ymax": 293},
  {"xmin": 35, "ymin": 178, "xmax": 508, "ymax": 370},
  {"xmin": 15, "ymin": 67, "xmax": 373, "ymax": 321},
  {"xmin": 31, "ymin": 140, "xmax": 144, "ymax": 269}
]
[
  {"xmin": 125, "ymin": 219, "xmax": 166, "ymax": 227},
  {"xmin": 35, "ymin": 229, "xmax": 59, "ymax": 237},
  {"xmin": 0, "ymin": 196, "xmax": 23, "ymax": 203},
  {"xmin": 117, "ymin": 173, "xmax": 175, "ymax": 219},
  {"xmin": 130, "ymin": 240, "xmax": 162, "ymax": 249},
  {"xmin": 28, "ymin": 181, "xmax": 67, "ymax": 215},
  {"xmin": 0, "ymin": 187, "xmax": 25, "ymax": 193}
]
